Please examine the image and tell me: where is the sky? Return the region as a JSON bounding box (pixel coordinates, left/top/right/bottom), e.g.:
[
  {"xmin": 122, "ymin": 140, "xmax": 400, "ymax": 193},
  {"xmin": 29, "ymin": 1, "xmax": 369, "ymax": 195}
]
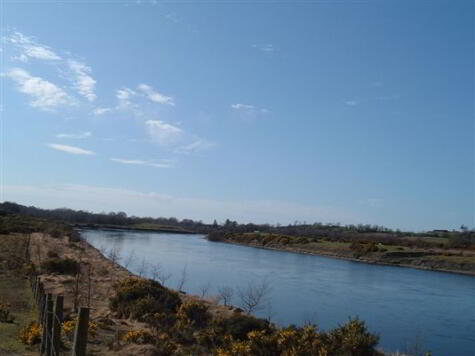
[{"xmin": 1, "ymin": 0, "xmax": 473, "ymax": 231}]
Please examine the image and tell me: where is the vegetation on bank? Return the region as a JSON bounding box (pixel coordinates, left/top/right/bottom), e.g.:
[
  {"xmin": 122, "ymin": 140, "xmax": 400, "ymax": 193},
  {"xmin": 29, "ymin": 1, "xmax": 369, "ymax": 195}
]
[
  {"xmin": 0, "ymin": 232, "xmax": 37, "ymax": 355},
  {"xmin": 109, "ymin": 276, "xmax": 382, "ymax": 355},
  {"xmin": 207, "ymin": 232, "xmax": 475, "ymax": 274}
]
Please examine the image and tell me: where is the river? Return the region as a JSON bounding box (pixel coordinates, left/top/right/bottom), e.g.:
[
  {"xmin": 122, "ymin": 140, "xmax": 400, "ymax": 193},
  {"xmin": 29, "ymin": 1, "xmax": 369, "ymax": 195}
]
[{"xmin": 81, "ymin": 229, "xmax": 475, "ymax": 356}]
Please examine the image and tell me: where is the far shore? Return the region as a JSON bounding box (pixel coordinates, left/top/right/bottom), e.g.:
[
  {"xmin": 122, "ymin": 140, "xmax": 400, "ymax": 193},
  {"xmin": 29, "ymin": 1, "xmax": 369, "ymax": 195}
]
[
  {"xmin": 74, "ymin": 223, "xmax": 196, "ymax": 235},
  {"xmin": 207, "ymin": 235, "xmax": 475, "ymax": 277}
]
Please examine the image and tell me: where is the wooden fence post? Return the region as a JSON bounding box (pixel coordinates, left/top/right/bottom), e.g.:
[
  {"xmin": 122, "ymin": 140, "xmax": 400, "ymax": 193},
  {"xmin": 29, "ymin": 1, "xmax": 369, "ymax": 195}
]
[
  {"xmin": 38, "ymin": 289, "xmax": 45, "ymax": 325},
  {"xmin": 71, "ymin": 307, "xmax": 89, "ymax": 356},
  {"xmin": 40, "ymin": 293, "xmax": 52, "ymax": 354},
  {"xmin": 31, "ymin": 276, "xmax": 37, "ymax": 298},
  {"xmin": 51, "ymin": 295, "xmax": 63, "ymax": 356},
  {"xmin": 37, "ymin": 282, "xmax": 44, "ymax": 313}
]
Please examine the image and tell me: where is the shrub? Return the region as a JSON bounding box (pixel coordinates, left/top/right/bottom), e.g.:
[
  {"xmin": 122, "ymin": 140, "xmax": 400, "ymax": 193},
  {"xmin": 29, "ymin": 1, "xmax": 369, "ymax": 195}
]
[
  {"xmin": 123, "ymin": 329, "xmax": 155, "ymax": 344},
  {"xmin": 177, "ymin": 301, "xmax": 211, "ymax": 328},
  {"xmin": 214, "ymin": 314, "xmax": 271, "ymax": 341},
  {"xmin": 207, "ymin": 232, "xmax": 225, "ymax": 242},
  {"xmin": 0, "ymin": 300, "xmax": 14, "ymax": 323},
  {"xmin": 41, "ymin": 257, "xmax": 80, "ymax": 275},
  {"xmin": 63, "ymin": 320, "xmax": 98, "ymax": 339},
  {"xmin": 47, "ymin": 250, "xmax": 59, "ymax": 258},
  {"xmin": 18, "ymin": 322, "xmax": 42, "ymax": 345},
  {"xmin": 109, "ymin": 277, "xmax": 181, "ymax": 319},
  {"xmin": 328, "ymin": 317, "xmax": 379, "ymax": 355}
]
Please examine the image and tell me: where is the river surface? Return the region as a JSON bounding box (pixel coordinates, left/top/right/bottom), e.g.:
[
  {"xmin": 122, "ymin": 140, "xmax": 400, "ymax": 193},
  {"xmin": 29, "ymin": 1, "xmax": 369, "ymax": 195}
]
[{"xmin": 81, "ymin": 229, "xmax": 475, "ymax": 356}]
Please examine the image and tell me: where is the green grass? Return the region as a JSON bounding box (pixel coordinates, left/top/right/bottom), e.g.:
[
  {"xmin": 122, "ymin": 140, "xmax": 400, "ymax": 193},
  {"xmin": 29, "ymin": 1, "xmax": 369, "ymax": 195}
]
[
  {"xmin": 0, "ymin": 234, "xmax": 37, "ymax": 355},
  {"xmin": 426, "ymin": 254, "xmax": 475, "ymax": 264},
  {"xmin": 0, "ymin": 276, "xmax": 37, "ymax": 354}
]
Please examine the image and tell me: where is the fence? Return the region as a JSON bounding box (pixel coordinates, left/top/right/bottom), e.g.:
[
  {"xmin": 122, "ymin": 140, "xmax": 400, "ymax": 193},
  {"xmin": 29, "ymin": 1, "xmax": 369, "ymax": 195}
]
[{"xmin": 31, "ymin": 275, "xmax": 90, "ymax": 356}]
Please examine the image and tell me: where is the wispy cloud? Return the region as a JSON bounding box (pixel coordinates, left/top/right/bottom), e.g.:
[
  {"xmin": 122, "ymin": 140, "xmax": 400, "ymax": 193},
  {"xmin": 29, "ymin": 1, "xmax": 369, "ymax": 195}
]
[
  {"xmin": 47, "ymin": 143, "xmax": 95, "ymax": 155},
  {"xmin": 137, "ymin": 83, "xmax": 174, "ymax": 106},
  {"xmin": 110, "ymin": 158, "xmax": 173, "ymax": 168},
  {"xmin": 145, "ymin": 120, "xmax": 183, "ymax": 145},
  {"xmin": 8, "ymin": 31, "xmax": 61, "ymax": 61},
  {"xmin": 68, "ymin": 60, "xmax": 96, "ymax": 102},
  {"xmin": 93, "ymin": 107, "xmax": 112, "ymax": 115},
  {"xmin": 56, "ymin": 132, "xmax": 92, "ymax": 139},
  {"xmin": 7, "ymin": 68, "xmax": 74, "ymax": 110},
  {"xmin": 252, "ymin": 44, "xmax": 276, "ymax": 52},
  {"xmin": 344, "ymin": 100, "xmax": 359, "ymax": 106},
  {"xmin": 175, "ymin": 139, "xmax": 215, "ymax": 154},
  {"xmin": 231, "ymin": 103, "xmax": 255, "ymax": 110},
  {"xmin": 116, "ymin": 87, "xmax": 137, "ymax": 109},
  {"xmin": 231, "ymin": 103, "xmax": 270, "ymax": 117}
]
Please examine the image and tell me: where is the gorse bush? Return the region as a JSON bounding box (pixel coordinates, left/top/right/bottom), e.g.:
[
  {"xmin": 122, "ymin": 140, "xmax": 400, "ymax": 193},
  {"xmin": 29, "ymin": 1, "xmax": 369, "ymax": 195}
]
[
  {"xmin": 123, "ymin": 329, "xmax": 155, "ymax": 344},
  {"xmin": 41, "ymin": 257, "xmax": 80, "ymax": 275},
  {"xmin": 327, "ymin": 317, "xmax": 379, "ymax": 355},
  {"xmin": 109, "ymin": 277, "xmax": 181, "ymax": 319},
  {"xmin": 63, "ymin": 320, "xmax": 98, "ymax": 339},
  {"xmin": 18, "ymin": 322, "xmax": 42, "ymax": 345},
  {"xmin": 213, "ymin": 314, "xmax": 271, "ymax": 341},
  {"xmin": 217, "ymin": 318, "xmax": 379, "ymax": 356},
  {"xmin": 177, "ymin": 301, "xmax": 211, "ymax": 328}
]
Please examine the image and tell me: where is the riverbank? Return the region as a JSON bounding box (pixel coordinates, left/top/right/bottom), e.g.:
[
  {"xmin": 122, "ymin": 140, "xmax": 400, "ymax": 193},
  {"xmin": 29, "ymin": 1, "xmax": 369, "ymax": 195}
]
[
  {"xmin": 207, "ymin": 232, "xmax": 475, "ymax": 276},
  {"xmin": 73, "ymin": 222, "xmax": 195, "ymax": 234}
]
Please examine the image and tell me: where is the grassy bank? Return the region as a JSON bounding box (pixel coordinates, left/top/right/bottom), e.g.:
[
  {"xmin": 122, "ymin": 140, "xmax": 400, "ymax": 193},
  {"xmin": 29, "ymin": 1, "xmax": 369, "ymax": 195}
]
[
  {"xmin": 207, "ymin": 232, "xmax": 475, "ymax": 275},
  {"xmin": 0, "ymin": 233, "xmax": 37, "ymax": 355}
]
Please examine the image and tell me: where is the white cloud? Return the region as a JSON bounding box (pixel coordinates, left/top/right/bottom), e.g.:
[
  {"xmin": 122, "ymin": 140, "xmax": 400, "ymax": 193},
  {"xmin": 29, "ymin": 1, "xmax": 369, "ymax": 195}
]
[
  {"xmin": 231, "ymin": 103, "xmax": 270, "ymax": 118},
  {"xmin": 345, "ymin": 100, "xmax": 359, "ymax": 106},
  {"xmin": 175, "ymin": 139, "xmax": 215, "ymax": 154},
  {"xmin": 47, "ymin": 143, "xmax": 95, "ymax": 155},
  {"xmin": 7, "ymin": 68, "xmax": 74, "ymax": 110},
  {"xmin": 56, "ymin": 132, "xmax": 92, "ymax": 139},
  {"xmin": 252, "ymin": 44, "xmax": 275, "ymax": 52},
  {"xmin": 68, "ymin": 60, "xmax": 96, "ymax": 102},
  {"xmin": 231, "ymin": 103, "xmax": 255, "ymax": 110},
  {"xmin": 116, "ymin": 87, "xmax": 137, "ymax": 109},
  {"xmin": 110, "ymin": 158, "xmax": 173, "ymax": 168},
  {"xmin": 93, "ymin": 107, "xmax": 112, "ymax": 115},
  {"xmin": 145, "ymin": 120, "xmax": 183, "ymax": 145},
  {"xmin": 137, "ymin": 83, "xmax": 174, "ymax": 106},
  {"xmin": 9, "ymin": 31, "xmax": 61, "ymax": 61}
]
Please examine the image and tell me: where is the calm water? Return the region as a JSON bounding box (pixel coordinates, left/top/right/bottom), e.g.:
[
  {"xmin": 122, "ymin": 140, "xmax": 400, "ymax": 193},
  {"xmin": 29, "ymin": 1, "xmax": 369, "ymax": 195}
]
[{"xmin": 82, "ymin": 229, "xmax": 475, "ymax": 356}]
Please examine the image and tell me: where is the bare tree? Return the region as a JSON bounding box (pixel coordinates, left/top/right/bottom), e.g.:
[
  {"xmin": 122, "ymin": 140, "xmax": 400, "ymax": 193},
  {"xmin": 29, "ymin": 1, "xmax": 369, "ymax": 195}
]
[
  {"xmin": 238, "ymin": 278, "xmax": 272, "ymax": 315},
  {"xmin": 301, "ymin": 311, "xmax": 319, "ymax": 327},
  {"xmin": 85, "ymin": 263, "xmax": 94, "ymax": 308},
  {"xmin": 98, "ymin": 245, "xmax": 107, "ymax": 256},
  {"xmin": 176, "ymin": 265, "xmax": 188, "ymax": 291},
  {"xmin": 150, "ymin": 263, "xmax": 172, "ymax": 286},
  {"xmin": 137, "ymin": 258, "xmax": 149, "ymax": 277},
  {"xmin": 123, "ymin": 250, "xmax": 137, "ymax": 269},
  {"xmin": 198, "ymin": 281, "xmax": 212, "ymax": 298},
  {"xmin": 107, "ymin": 245, "xmax": 122, "ymax": 264},
  {"xmin": 71, "ymin": 269, "xmax": 82, "ymax": 313},
  {"xmin": 217, "ymin": 286, "xmax": 234, "ymax": 306},
  {"xmin": 35, "ymin": 241, "xmax": 42, "ymax": 271}
]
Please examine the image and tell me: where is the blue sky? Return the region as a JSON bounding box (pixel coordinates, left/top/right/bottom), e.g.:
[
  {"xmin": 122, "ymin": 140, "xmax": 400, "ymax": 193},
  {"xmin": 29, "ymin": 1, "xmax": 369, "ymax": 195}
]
[{"xmin": 1, "ymin": 0, "xmax": 473, "ymax": 231}]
